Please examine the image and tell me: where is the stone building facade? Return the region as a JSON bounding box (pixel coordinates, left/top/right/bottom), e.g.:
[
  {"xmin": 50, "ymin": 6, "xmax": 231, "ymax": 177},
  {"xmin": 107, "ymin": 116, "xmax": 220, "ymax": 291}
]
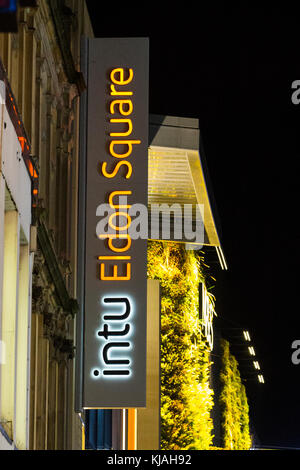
[{"xmin": 0, "ymin": 0, "xmax": 93, "ymax": 450}]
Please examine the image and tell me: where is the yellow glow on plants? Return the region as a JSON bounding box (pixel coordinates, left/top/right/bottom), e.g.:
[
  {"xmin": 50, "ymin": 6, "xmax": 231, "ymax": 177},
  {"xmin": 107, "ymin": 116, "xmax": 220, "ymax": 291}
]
[
  {"xmin": 219, "ymin": 339, "xmax": 252, "ymax": 450},
  {"xmin": 147, "ymin": 241, "xmax": 214, "ymax": 450},
  {"xmin": 148, "ymin": 242, "xmax": 252, "ymax": 451}
]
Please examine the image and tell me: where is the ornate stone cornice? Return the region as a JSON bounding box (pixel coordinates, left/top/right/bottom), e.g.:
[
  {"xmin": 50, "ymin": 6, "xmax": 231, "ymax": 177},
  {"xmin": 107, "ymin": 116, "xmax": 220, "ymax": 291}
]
[
  {"xmin": 32, "ymin": 221, "xmax": 78, "ymax": 360},
  {"xmin": 35, "ymin": 211, "xmax": 78, "ymax": 318},
  {"xmin": 46, "ymin": 0, "xmax": 86, "ymax": 95}
]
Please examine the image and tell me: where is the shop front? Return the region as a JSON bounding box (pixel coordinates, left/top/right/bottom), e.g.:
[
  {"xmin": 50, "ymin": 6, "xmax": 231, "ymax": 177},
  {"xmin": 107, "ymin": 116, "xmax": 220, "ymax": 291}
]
[{"xmin": 0, "ymin": 69, "xmax": 35, "ymax": 450}]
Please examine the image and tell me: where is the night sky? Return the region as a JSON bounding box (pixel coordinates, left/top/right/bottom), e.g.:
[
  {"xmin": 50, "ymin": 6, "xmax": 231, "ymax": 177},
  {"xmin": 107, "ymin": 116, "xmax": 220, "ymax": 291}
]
[{"xmin": 86, "ymin": 3, "xmax": 300, "ymax": 449}]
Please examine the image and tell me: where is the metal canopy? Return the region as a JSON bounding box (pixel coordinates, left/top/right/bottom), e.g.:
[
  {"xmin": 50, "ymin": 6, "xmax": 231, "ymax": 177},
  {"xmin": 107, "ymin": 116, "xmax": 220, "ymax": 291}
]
[{"xmin": 148, "ymin": 115, "xmax": 227, "ymax": 270}]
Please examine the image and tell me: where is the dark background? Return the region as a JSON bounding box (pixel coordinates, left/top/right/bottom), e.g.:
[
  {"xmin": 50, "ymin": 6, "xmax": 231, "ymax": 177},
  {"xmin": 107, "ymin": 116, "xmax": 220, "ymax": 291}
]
[{"xmin": 86, "ymin": 2, "xmax": 300, "ymax": 449}]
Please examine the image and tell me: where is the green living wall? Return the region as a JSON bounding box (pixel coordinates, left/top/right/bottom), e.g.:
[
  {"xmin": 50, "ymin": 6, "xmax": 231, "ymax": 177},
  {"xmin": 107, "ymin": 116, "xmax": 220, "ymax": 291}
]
[
  {"xmin": 147, "ymin": 241, "xmax": 214, "ymax": 450},
  {"xmin": 147, "ymin": 241, "xmax": 252, "ymax": 451},
  {"xmin": 219, "ymin": 339, "xmax": 252, "ymax": 450}
]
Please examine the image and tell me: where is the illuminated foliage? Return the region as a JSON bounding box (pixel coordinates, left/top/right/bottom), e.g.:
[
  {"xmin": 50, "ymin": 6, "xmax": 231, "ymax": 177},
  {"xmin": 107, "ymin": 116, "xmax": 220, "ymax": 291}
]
[
  {"xmin": 219, "ymin": 339, "xmax": 252, "ymax": 450},
  {"xmin": 147, "ymin": 241, "xmax": 214, "ymax": 450},
  {"xmin": 147, "ymin": 241, "xmax": 252, "ymax": 451}
]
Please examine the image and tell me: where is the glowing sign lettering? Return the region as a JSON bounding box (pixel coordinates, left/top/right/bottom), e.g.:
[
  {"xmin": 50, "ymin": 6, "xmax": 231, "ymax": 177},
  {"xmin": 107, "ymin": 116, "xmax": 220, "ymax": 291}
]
[
  {"xmin": 93, "ymin": 297, "xmax": 133, "ymax": 378},
  {"xmin": 99, "ymin": 68, "xmax": 140, "ymax": 284},
  {"xmin": 78, "ymin": 37, "xmax": 148, "ymax": 409},
  {"xmin": 101, "ymin": 160, "xmax": 132, "ymax": 179}
]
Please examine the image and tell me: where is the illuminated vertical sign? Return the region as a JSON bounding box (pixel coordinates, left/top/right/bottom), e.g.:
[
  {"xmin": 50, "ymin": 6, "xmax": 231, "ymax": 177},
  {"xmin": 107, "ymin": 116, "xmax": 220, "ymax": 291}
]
[{"xmin": 76, "ymin": 38, "xmax": 149, "ymax": 409}]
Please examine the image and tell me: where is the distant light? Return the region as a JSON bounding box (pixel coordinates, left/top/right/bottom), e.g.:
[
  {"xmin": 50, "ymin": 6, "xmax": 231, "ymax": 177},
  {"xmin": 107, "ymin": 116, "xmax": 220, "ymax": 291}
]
[
  {"xmin": 258, "ymin": 375, "xmax": 265, "ymax": 384},
  {"xmin": 215, "ymin": 246, "xmax": 228, "ymax": 271},
  {"xmin": 243, "ymin": 330, "xmax": 251, "ymax": 341},
  {"xmin": 0, "ymin": 0, "xmax": 17, "ymax": 14},
  {"xmin": 248, "ymin": 346, "xmax": 255, "ymax": 356},
  {"xmin": 253, "ymin": 361, "xmax": 260, "ymax": 370}
]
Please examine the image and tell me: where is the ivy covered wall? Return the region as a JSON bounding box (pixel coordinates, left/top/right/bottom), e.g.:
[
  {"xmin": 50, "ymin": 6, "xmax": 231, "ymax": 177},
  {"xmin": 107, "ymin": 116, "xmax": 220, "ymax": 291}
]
[
  {"xmin": 147, "ymin": 241, "xmax": 252, "ymax": 451},
  {"xmin": 219, "ymin": 339, "xmax": 252, "ymax": 450},
  {"xmin": 147, "ymin": 241, "xmax": 214, "ymax": 450}
]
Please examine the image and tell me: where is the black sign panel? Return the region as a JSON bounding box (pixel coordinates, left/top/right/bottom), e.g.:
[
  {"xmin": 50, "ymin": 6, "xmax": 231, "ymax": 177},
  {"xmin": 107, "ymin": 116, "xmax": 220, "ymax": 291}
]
[{"xmin": 76, "ymin": 38, "xmax": 149, "ymax": 409}]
